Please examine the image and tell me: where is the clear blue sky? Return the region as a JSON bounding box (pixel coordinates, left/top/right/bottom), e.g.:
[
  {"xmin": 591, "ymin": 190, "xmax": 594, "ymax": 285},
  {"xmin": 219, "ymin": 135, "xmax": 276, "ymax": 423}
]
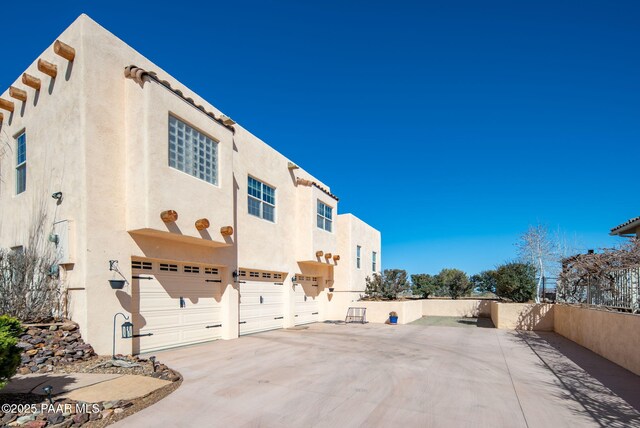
[{"xmin": 2, "ymin": 1, "xmax": 638, "ymax": 276}]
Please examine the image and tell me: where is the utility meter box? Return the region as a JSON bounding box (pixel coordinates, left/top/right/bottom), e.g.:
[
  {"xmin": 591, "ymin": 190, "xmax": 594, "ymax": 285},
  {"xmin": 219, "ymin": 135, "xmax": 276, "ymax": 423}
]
[{"xmin": 53, "ymin": 219, "xmax": 75, "ymax": 265}]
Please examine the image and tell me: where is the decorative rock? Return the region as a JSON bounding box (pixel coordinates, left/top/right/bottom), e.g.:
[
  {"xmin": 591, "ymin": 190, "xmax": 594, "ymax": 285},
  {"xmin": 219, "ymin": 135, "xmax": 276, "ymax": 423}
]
[
  {"xmin": 49, "ymin": 325, "xmax": 58, "ymax": 331},
  {"xmin": 113, "ymin": 408, "xmax": 124, "ymax": 415},
  {"xmin": 1, "ymin": 413, "xmax": 17, "ymax": 424},
  {"xmin": 34, "ymin": 357, "xmax": 47, "ymax": 364},
  {"xmin": 89, "ymin": 411, "xmax": 102, "ymax": 421},
  {"xmin": 101, "ymin": 409, "xmax": 113, "ymax": 419},
  {"xmin": 60, "ymin": 323, "xmax": 77, "ymax": 331},
  {"xmin": 50, "ymin": 419, "xmax": 73, "ymax": 428},
  {"xmin": 72, "ymin": 413, "xmax": 89, "ymax": 425},
  {"xmin": 23, "ymin": 421, "xmax": 46, "ymax": 428},
  {"xmin": 102, "ymin": 401, "xmax": 115, "ymax": 410},
  {"xmin": 17, "ymin": 341, "xmax": 34, "ymax": 350},
  {"xmin": 46, "ymin": 413, "xmax": 65, "ymax": 425},
  {"xmin": 26, "ymin": 349, "xmax": 38, "ymax": 356},
  {"xmin": 29, "ymin": 365, "xmax": 39, "ymax": 372},
  {"xmin": 18, "ymin": 367, "xmax": 31, "ymax": 375},
  {"xmin": 15, "ymin": 414, "xmax": 36, "ymax": 425}
]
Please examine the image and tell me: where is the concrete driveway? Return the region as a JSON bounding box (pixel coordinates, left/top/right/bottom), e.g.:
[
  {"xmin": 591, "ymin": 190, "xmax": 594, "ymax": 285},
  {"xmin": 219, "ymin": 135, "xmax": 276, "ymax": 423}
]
[{"xmin": 115, "ymin": 322, "xmax": 640, "ymax": 428}]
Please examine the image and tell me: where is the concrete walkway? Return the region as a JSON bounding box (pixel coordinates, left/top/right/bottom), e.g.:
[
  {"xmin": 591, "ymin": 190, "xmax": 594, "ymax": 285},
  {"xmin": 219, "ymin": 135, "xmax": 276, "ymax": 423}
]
[
  {"xmin": 115, "ymin": 323, "xmax": 640, "ymax": 428},
  {"xmin": 4, "ymin": 373, "xmax": 170, "ymax": 402}
]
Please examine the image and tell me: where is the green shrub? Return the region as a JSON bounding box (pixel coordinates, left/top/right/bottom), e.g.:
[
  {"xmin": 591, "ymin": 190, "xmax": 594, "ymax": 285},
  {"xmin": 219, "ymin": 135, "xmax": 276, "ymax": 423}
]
[
  {"xmin": 470, "ymin": 270, "xmax": 497, "ymax": 294},
  {"xmin": 437, "ymin": 268, "xmax": 471, "ymax": 299},
  {"xmin": 494, "ymin": 262, "xmax": 536, "ymax": 303},
  {"xmin": 0, "ymin": 315, "xmax": 23, "ymax": 388},
  {"xmin": 411, "ymin": 274, "xmax": 441, "ymax": 298},
  {"xmin": 365, "ymin": 269, "xmax": 409, "ymax": 300}
]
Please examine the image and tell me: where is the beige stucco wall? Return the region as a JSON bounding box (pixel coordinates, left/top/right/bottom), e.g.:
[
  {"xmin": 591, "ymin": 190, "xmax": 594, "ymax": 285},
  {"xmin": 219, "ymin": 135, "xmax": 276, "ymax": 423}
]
[
  {"xmin": 554, "ymin": 305, "xmax": 640, "ymax": 376},
  {"xmin": 422, "ymin": 299, "xmax": 493, "ymax": 318},
  {"xmin": 0, "ymin": 14, "xmax": 381, "ymax": 354},
  {"xmin": 490, "ymin": 302, "xmax": 554, "ymax": 331},
  {"xmin": 335, "ymin": 214, "xmax": 381, "ymax": 293},
  {"xmin": 354, "ymin": 300, "xmax": 423, "ymax": 324}
]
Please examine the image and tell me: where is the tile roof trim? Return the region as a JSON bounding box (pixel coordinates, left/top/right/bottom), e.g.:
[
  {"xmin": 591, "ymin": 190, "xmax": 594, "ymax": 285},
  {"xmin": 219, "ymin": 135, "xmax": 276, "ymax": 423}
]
[
  {"xmin": 124, "ymin": 65, "xmax": 235, "ymax": 133},
  {"xmin": 610, "ymin": 216, "xmax": 640, "ymax": 234}
]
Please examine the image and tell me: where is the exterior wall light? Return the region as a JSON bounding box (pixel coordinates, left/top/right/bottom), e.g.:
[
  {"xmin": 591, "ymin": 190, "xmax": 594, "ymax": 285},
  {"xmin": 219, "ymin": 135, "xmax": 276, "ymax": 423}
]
[
  {"xmin": 122, "ymin": 321, "xmax": 133, "ymax": 339},
  {"xmin": 113, "ymin": 312, "xmax": 133, "ymax": 359}
]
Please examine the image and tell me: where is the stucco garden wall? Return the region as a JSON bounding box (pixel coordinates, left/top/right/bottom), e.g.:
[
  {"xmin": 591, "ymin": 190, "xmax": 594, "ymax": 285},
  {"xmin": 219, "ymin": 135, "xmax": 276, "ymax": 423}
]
[
  {"xmin": 554, "ymin": 305, "xmax": 640, "ymax": 376},
  {"xmin": 422, "ymin": 299, "xmax": 493, "ymax": 318},
  {"xmin": 354, "ymin": 300, "xmax": 423, "ymax": 324},
  {"xmin": 490, "ymin": 302, "xmax": 554, "ymax": 331}
]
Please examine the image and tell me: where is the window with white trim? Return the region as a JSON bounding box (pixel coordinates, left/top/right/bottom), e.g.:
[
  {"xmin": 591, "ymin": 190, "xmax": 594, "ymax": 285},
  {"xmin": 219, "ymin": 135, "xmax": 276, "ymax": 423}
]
[
  {"xmin": 356, "ymin": 245, "xmax": 361, "ymax": 269},
  {"xmin": 16, "ymin": 132, "xmax": 26, "ymax": 194},
  {"xmin": 317, "ymin": 200, "xmax": 333, "ymax": 232},
  {"xmin": 372, "ymin": 251, "xmax": 377, "ymax": 272},
  {"xmin": 168, "ymin": 115, "xmax": 218, "ymax": 185},
  {"xmin": 248, "ymin": 176, "xmax": 275, "ymax": 222}
]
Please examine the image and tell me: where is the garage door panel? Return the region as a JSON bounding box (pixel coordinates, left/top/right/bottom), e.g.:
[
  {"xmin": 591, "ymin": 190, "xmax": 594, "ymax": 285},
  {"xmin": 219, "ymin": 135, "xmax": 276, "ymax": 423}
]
[
  {"xmin": 239, "ymin": 280, "xmax": 285, "ymax": 335},
  {"xmin": 294, "ymin": 284, "xmax": 319, "ymax": 325},
  {"xmin": 182, "ymin": 308, "xmax": 221, "ymax": 325},
  {"xmin": 133, "ymin": 259, "xmax": 224, "ymax": 353}
]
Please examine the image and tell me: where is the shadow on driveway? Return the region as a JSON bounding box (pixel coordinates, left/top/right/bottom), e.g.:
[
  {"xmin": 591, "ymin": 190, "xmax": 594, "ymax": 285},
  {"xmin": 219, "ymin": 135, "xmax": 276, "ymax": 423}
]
[{"xmin": 516, "ymin": 331, "xmax": 640, "ymax": 428}]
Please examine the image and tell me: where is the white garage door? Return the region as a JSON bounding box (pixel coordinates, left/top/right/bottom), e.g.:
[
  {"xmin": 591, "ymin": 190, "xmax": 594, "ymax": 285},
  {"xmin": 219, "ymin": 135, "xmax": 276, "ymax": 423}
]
[
  {"xmin": 239, "ymin": 280, "xmax": 285, "ymax": 335},
  {"xmin": 132, "ymin": 259, "xmax": 223, "ymax": 353},
  {"xmin": 294, "ymin": 284, "xmax": 319, "ymax": 325}
]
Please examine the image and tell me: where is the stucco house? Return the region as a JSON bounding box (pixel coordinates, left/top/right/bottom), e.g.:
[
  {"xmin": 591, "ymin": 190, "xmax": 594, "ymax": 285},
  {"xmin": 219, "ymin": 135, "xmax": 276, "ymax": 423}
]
[{"xmin": 0, "ymin": 15, "xmax": 381, "ymax": 355}]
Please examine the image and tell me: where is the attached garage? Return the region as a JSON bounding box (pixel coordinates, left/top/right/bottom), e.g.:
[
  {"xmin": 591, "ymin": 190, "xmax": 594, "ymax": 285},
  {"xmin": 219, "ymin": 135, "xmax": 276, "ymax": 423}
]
[
  {"xmin": 238, "ymin": 269, "xmax": 286, "ymax": 335},
  {"xmin": 294, "ymin": 281, "xmax": 320, "ymax": 325},
  {"xmin": 131, "ymin": 259, "xmax": 224, "ymax": 353}
]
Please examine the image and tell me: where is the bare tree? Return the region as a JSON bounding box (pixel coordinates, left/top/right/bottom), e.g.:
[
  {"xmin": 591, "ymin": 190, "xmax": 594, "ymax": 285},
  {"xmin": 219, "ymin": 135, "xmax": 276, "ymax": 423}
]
[
  {"xmin": 559, "ymin": 239, "xmax": 640, "ymax": 312},
  {"xmin": 0, "ymin": 198, "xmax": 62, "ymax": 321},
  {"xmin": 516, "ymin": 224, "xmax": 556, "ymax": 303}
]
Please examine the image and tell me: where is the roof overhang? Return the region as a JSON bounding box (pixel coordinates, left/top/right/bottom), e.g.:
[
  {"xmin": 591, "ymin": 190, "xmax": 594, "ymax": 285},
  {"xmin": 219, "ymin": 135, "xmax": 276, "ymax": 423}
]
[
  {"xmin": 128, "ymin": 228, "xmax": 232, "ymax": 248},
  {"xmin": 297, "ymin": 260, "xmax": 336, "ymax": 267},
  {"xmin": 610, "ymin": 216, "xmax": 640, "ymax": 236}
]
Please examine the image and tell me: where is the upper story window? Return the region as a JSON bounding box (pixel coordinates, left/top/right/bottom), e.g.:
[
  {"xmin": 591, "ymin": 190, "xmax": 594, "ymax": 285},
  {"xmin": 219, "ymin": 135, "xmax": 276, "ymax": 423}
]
[
  {"xmin": 248, "ymin": 176, "xmax": 275, "ymax": 222},
  {"xmin": 16, "ymin": 132, "xmax": 26, "ymax": 194},
  {"xmin": 317, "ymin": 200, "xmax": 333, "ymax": 232},
  {"xmin": 356, "ymin": 245, "xmax": 361, "ymax": 269},
  {"xmin": 372, "ymin": 251, "xmax": 377, "ymax": 272},
  {"xmin": 169, "ymin": 115, "xmax": 218, "ymax": 185}
]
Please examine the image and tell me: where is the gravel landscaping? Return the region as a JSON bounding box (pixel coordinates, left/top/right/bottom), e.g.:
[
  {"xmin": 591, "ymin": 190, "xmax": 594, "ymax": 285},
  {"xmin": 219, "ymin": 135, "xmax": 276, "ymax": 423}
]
[{"xmin": 0, "ymin": 321, "xmax": 182, "ymax": 427}]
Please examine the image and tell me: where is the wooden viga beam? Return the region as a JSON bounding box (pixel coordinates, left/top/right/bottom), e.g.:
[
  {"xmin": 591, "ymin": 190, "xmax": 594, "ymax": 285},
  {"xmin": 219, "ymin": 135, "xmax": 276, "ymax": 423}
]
[
  {"xmin": 38, "ymin": 59, "xmax": 58, "ymax": 78},
  {"xmin": 160, "ymin": 210, "xmax": 178, "ymax": 223},
  {"xmin": 315, "ymin": 250, "xmax": 324, "ymax": 258},
  {"xmin": 0, "ymin": 98, "xmax": 14, "ymax": 113},
  {"xmin": 333, "ymin": 255, "xmax": 340, "ymax": 261},
  {"xmin": 22, "ymin": 73, "xmax": 41, "ymax": 91},
  {"xmin": 0, "ymin": 112, "xmax": 3, "ymax": 124},
  {"xmin": 195, "ymin": 218, "xmax": 210, "ymax": 231},
  {"xmin": 9, "ymin": 87, "xmax": 27, "ymax": 102},
  {"xmin": 220, "ymin": 226, "xmax": 234, "ymax": 236},
  {"xmin": 54, "ymin": 40, "xmax": 76, "ymax": 61},
  {"xmin": 324, "ymin": 253, "xmax": 333, "ymax": 260}
]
